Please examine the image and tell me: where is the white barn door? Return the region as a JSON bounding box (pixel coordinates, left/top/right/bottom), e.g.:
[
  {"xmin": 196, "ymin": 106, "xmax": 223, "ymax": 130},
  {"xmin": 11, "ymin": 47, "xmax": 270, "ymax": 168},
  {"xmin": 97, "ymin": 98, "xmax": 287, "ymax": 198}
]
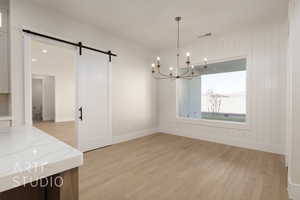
[{"xmin": 76, "ymin": 49, "xmax": 112, "ymax": 152}]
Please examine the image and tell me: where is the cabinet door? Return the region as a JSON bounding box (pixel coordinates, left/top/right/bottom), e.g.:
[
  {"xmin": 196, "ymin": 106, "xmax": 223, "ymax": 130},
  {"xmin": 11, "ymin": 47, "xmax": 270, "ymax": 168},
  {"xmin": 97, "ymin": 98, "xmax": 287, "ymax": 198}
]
[{"xmin": 0, "ymin": 32, "xmax": 8, "ymax": 93}]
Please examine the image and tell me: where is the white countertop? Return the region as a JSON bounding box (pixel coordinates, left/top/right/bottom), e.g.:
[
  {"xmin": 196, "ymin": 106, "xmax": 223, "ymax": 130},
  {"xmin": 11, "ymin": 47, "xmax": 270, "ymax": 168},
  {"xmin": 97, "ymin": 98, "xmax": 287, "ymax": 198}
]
[{"xmin": 0, "ymin": 126, "xmax": 83, "ymax": 192}]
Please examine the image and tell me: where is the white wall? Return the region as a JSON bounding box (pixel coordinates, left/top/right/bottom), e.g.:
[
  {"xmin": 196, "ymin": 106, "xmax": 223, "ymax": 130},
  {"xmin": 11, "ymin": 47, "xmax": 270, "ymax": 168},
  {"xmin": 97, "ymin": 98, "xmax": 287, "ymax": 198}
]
[
  {"xmin": 42, "ymin": 76, "xmax": 55, "ymax": 121},
  {"xmin": 31, "ymin": 40, "xmax": 76, "ymax": 122},
  {"xmin": 0, "ymin": 0, "xmax": 8, "ymax": 8},
  {"xmin": 158, "ymin": 21, "xmax": 288, "ymax": 154},
  {"xmin": 287, "ymin": 0, "xmax": 300, "ymax": 198},
  {"xmin": 9, "ymin": 0, "xmax": 157, "ymax": 138}
]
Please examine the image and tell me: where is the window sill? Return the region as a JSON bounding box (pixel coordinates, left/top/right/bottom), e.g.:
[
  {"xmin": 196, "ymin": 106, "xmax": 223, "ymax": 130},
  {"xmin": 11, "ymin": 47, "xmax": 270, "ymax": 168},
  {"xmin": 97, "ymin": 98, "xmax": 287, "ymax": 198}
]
[{"xmin": 176, "ymin": 117, "xmax": 250, "ymax": 130}]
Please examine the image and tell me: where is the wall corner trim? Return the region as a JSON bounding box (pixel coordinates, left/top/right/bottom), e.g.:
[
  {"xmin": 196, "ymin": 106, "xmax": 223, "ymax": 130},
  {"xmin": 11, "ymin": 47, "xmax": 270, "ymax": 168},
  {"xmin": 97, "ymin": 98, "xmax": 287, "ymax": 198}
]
[
  {"xmin": 112, "ymin": 128, "xmax": 158, "ymax": 144},
  {"xmin": 288, "ymin": 177, "xmax": 300, "ymax": 200}
]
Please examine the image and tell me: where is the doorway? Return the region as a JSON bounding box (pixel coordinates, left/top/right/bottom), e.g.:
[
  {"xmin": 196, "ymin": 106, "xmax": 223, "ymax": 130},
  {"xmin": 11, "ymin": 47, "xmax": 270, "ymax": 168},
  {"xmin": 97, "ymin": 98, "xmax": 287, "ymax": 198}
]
[
  {"xmin": 32, "ymin": 78, "xmax": 43, "ymax": 121},
  {"xmin": 32, "ymin": 75, "xmax": 55, "ymax": 122},
  {"xmin": 24, "ymin": 35, "xmax": 112, "ymax": 152},
  {"xmin": 30, "ymin": 39, "xmax": 77, "ymax": 147}
]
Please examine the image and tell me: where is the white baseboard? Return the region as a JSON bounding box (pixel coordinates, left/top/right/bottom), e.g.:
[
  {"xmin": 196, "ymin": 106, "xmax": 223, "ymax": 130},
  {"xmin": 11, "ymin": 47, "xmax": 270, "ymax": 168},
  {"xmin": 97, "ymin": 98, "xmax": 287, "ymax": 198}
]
[
  {"xmin": 158, "ymin": 128, "xmax": 283, "ymax": 154},
  {"xmin": 111, "ymin": 126, "xmax": 283, "ymax": 154},
  {"xmin": 112, "ymin": 128, "xmax": 158, "ymax": 144},
  {"xmin": 288, "ymin": 177, "xmax": 300, "ymax": 200},
  {"xmin": 54, "ymin": 118, "xmax": 75, "ymax": 123}
]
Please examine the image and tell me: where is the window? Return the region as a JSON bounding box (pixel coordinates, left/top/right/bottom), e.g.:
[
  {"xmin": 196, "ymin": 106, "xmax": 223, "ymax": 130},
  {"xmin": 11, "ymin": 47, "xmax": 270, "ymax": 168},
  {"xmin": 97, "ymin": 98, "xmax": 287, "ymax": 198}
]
[{"xmin": 177, "ymin": 58, "xmax": 247, "ymax": 123}]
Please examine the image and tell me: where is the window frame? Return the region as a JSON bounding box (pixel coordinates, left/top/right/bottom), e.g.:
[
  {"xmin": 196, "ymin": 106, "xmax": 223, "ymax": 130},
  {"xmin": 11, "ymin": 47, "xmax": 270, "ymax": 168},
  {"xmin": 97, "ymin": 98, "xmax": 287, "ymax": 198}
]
[{"xmin": 176, "ymin": 55, "xmax": 251, "ymax": 130}]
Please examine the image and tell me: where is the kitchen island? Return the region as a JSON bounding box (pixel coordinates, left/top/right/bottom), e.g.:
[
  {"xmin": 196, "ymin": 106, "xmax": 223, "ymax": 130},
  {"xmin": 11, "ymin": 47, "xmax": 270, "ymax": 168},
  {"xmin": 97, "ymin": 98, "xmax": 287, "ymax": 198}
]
[{"xmin": 0, "ymin": 126, "xmax": 83, "ymax": 200}]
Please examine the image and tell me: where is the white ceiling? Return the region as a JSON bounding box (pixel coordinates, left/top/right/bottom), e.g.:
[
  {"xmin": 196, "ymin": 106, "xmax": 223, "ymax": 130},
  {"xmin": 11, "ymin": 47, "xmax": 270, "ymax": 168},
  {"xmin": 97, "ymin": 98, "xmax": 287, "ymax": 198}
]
[{"xmin": 30, "ymin": 0, "xmax": 288, "ymax": 51}]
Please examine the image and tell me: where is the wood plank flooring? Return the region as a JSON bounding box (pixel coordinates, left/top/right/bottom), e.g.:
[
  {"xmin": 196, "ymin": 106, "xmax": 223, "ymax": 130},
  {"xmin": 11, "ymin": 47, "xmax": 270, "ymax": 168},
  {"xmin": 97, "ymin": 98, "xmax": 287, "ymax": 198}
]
[
  {"xmin": 79, "ymin": 134, "xmax": 288, "ymax": 200},
  {"xmin": 34, "ymin": 122, "xmax": 288, "ymax": 200},
  {"xmin": 34, "ymin": 121, "xmax": 77, "ymax": 148}
]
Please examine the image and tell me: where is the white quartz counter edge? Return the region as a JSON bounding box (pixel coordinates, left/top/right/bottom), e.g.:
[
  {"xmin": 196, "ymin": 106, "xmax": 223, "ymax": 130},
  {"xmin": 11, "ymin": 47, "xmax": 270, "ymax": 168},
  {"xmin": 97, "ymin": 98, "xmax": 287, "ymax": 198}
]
[{"xmin": 0, "ymin": 126, "xmax": 83, "ymax": 192}]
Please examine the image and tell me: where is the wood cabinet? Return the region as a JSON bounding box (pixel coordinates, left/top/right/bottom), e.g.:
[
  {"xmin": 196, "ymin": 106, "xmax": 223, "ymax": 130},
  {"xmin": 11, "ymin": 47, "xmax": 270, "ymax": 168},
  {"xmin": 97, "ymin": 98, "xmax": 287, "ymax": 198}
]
[
  {"xmin": 0, "ymin": 8, "xmax": 9, "ymax": 94},
  {"xmin": 0, "ymin": 168, "xmax": 79, "ymax": 200}
]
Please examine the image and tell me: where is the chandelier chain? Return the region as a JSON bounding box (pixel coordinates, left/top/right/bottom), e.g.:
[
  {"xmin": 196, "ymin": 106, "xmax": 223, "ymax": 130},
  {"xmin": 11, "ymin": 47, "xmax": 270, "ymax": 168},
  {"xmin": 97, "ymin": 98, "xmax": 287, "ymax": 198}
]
[{"xmin": 177, "ymin": 18, "xmax": 180, "ymax": 69}]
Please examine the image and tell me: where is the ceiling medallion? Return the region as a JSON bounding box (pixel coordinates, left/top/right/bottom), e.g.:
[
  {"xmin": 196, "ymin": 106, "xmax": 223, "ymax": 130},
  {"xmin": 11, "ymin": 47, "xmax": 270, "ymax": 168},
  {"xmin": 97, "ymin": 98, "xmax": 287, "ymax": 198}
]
[{"xmin": 151, "ymin": 16, "xmax": 209, "ymax": 80}]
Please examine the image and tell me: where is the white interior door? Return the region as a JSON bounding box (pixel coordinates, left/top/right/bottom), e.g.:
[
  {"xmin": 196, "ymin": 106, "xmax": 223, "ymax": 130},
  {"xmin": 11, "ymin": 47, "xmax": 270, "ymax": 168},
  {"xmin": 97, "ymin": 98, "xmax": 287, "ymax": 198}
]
[{"xmin": 77, "ymin": 49, "xmax": 112, "ymax": 152}]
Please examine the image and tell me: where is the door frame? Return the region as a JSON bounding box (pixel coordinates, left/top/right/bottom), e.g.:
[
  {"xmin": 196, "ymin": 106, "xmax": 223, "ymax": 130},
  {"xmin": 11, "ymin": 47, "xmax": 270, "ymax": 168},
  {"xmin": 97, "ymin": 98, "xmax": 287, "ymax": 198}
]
[{"xmin": 23, "ymin": 34, "xmax": 112, "ymax": 149}]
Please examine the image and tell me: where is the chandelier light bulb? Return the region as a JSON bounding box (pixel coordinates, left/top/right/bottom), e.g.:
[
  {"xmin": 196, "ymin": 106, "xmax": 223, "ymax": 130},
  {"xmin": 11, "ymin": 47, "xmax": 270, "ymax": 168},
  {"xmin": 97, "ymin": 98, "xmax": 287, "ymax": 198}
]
[
  {"xmin": 156, "ymin": 57, "xmax": 161, "ymax": 65},
  {"xmin": 204, "ymin": 57, "xmax": 208, "ymax": 62},
  {"xmin": 191, "ymin": 65, "xmax": 194, "ymax": 69},
  {"xmin": 169, "ymin": 67, "xmax": 173, "ymax": 71},
  {"xmin": 151, "ymin": 63, "xmax": 155, "ymax": 68},
  {"xmin": 186, "ymin": 52, "xmax": 191, "ymax": 63}
]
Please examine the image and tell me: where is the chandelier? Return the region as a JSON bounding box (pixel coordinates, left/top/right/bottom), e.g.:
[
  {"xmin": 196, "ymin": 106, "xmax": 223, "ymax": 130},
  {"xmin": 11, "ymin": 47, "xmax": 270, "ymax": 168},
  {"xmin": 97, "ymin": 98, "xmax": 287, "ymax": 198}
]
[{"xmin": 151, "ymin": 17, "xmax": 209, "ymax": 80}]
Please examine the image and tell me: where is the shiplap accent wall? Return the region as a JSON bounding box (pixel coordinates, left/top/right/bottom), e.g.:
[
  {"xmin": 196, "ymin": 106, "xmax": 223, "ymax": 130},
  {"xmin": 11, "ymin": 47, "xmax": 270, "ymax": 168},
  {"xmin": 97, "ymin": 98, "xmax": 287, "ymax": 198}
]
[
  {"xmin": 287, "ymin": 0, "xmax": 300, "ymax": 198},
  {"xmin": 158, "ymin": 22, "xmax": 288, "ymax": 154}
]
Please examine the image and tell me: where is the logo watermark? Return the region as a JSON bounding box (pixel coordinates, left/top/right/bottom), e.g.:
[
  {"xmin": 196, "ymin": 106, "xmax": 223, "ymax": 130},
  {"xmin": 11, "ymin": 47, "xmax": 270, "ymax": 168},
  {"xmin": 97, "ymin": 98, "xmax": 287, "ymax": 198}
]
[{"xmin": 12, "ymin": 161, "xmax": 63, "ymax": 188}]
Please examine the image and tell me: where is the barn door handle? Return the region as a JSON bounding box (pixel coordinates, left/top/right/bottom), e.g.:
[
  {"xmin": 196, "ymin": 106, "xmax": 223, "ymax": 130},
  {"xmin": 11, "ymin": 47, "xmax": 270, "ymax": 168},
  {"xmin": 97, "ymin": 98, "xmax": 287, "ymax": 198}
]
[{"xmin": 79, "ymin": 107, "xmax": 83, "ymax": 121}]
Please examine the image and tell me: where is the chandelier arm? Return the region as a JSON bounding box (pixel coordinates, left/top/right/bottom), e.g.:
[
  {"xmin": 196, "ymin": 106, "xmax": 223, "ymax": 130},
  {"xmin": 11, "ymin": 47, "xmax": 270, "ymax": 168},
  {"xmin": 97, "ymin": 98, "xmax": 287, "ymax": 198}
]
[
  {"xmin": 179, "ymin": 76, "xmax": 193, "ymax": 80},
  {"xmin": 152, "ymin": 72, "xmax": 171, "ymax": 79},
  {"xmin": 152, "ymin": 75, "xmax": 170, "ymax": 80},
  {"xmin": 158, "ymin": 71, "xmax": 172, "ymax": 78},
  {"xmin": 178, "ymin": 67, "xmax": 191, "ymax": 76},
  {"xmin": 182, "ymin": 75, "xmax": 200, "ymax": 79},
  {"xmin": 157, "ymin": 67, "xmax": 174, "ymax": 78},
  {"xmin": 179, "ymin": 72, "xmax": 202, "ymax": 79},
  {"xmin": 152, "ymin": 70, "xmax": 172, "ymax": 79}
]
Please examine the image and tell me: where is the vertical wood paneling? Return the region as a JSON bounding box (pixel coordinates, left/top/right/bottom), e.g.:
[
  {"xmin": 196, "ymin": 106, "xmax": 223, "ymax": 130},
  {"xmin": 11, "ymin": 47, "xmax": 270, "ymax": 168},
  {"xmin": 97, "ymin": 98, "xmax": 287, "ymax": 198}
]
[{"xmin": 158, "ymin": 22, "xmax": 288, "ymax": 154}]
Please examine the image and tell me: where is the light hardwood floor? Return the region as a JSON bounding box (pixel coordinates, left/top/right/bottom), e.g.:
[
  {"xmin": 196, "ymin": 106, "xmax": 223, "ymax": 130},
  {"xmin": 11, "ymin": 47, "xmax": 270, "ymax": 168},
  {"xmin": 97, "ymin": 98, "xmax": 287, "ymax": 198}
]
[
  {"xmin": 34, "ymin": 121, "xmax": 77, "ymax": 148},
  {"xmin": 34, "ymin": 122, "xmax": 288, "ymax": 200}
]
